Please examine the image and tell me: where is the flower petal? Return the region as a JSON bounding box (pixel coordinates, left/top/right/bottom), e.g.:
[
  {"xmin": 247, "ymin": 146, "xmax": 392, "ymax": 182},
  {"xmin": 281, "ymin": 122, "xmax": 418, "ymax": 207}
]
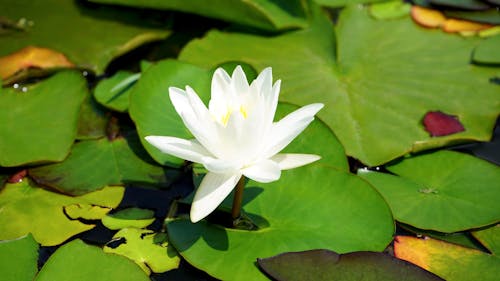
[
  {"xmin": 190, "ymin": 172, "xmax": 242, "ymax": 223},
  {"xmin": 241, "ymin": 159, "xmax": 281, "ymax": 183},
  {"xmin": 201, "ymin": 157, "xmax": 241, "ymax": 174},
  {"xmin": 271, "ymin": 153, "xmax": 321, "ymax": 170},
  {"xmin": 231, "ymin": 65, "xmax": 249, "ymax": 97},
  {"xmin": 145, "ymin": 136, "xmax": 212, "ymax": 163},
  {"xmin": 168, "ymin": 87, "xmax": 190, "ymax": 117},
  {"xmin": 264, "ymin": 103, "xmax": 324, "ymax": 158}
]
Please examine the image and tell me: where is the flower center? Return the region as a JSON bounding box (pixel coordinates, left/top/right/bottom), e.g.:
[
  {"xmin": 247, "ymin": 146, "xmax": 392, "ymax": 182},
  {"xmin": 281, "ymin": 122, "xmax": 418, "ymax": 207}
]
[{"xmin": 219, "ymin": 105, "xmax": 248, "ymax": 126}]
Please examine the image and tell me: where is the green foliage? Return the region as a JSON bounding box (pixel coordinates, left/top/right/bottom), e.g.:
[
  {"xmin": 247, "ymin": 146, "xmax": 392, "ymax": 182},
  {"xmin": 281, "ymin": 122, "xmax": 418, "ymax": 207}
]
[
  {"xmin": 0, "ymin": 71, "xmax": 86, "ymax": 167},
  {"xmin": 102, "ymin": 208, "xmax": 155, "ymax": 230},
  {"xmin": 0, "ymin": 235, "xmax": 39, "ymax": 281}
]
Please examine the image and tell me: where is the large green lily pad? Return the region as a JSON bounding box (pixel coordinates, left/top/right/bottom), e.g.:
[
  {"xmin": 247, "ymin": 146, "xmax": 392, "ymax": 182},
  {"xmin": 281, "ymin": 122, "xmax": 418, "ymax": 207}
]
[
  {"xmin": 29, "ymin": 130, "xmax": 178, "ymax": 195},
  {"xmin": 0, "ymin": 0, "xmax": 170, "ymax": 74},
  {"xmin": 77, "ymin": 91, "xmax": 109, "ymax": 140},
  {"xmin": 35, "ymin": 239, "xmax": 149, "ymax": 281},
  {"xmin": 0, "ymin": 234, "xmax": 39, "ymax": 281},
  {"xmin": 168, "ymin": 164, "xmax": 394, "ymax": 281},
  {"xmin": 104, "ymin": 228, "xmax": 180, "ymax": 274},
  {"xmin": 89, "ymin": 0, "xmax": 308, "ymax": 31},
  {"xmin": 179, "ymin": 5, "xmax": 499, "ymax": 166},
  {"xmin": 0, "ymin": 71, "xmax": 86, "ymax": 167},
  {"xmin": 358, "ymin": 150, "xmax": 500, "ymax": 232},
  {"xmin": 0, "ymin": 180, "xmax": 123, "ymax": 246}
]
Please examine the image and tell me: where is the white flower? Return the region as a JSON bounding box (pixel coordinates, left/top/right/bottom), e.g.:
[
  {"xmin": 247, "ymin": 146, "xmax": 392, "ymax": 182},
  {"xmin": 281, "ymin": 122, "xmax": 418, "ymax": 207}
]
[{"xmin": 146, "ymin": 66, "xmax": 323, "ymax": 223}]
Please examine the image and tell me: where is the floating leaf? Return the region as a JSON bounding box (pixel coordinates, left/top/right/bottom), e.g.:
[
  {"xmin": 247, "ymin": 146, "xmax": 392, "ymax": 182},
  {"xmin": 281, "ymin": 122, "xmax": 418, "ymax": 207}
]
[
  {"xmin": 94, "ymin": 71, "xmax": 141, "ymax": 112},
  {"xmin": 0, "ymin": 235, "xmax": 39, "ymax": 281},
  {"xmin": 0, "ymin": 0, "xmax": 170, "ymax": 74},
  {"xmin": 0, "ymin": 180, "xmax": 123, "ymax": 246},
  {"xmin": 427, "ymin": 0, "xmax": 492, "ymax": 10},
  {"xmin": 77, "ymin": 92, "xmax": 109, "ymax": 140},
  {"xmin": 35, "ymin": 239, "xmax": 149, "ymax": 281},
  {"xmin": 400, "ymin": 223, "xmax": 483, "ymax": 250},
  {"xmin": 442, "ymin": 18, "xmax": 492, "ymax": 33},
  {"xmin": 411, "ymin": 6, "xmax": 447, "ymax": 28},
  {"xmin": 179, "ymin": 5, "xmax": 499, "ymax": 166},
  {"xmin": 358, "ymin": 150, "xmax": 500, "ymax": 232},
  {"xmin": 258, "ymin": 249, "xmax": 443, "ymax": 281},
  {"xmin": 472, "ymin": 224, "xmax": 500, "ymax": 255},
  {"xmin": 422, "ymin": 111, "xmax": 465, "ymax": 136},
  {"xmin": 102, "ymin": 208, "xmax": 155, "ymax": 230},
  {"xmin": 0, "ymin": 46, "xmax": 74, "ymax": 80},
  {"xmin": 104, "ymin": 228, "xmax": 180, "ymax": 274},
  {"xmin": 129, "ymin": 60, "xmax": 212, "ymax": 167},
  {"xmin": 29, "ymin": 130, "xmax": 178, "ymax": 195},
  {"xmin": 370, "ymin": 1, "xmax": 412, "ymax": 20},
  {"xmin": 168, "ymin": 164, "xmax": 394, "ymax": 281},
  {"xmin": 394, "ymin": 236, "xmax": 500, "ymax": 281},
  {"xmin": 444, "ymin": 9, "xmax": 500, "ymax": 25},
  {"xmin": 315, "ymin": 0, "xmax": 386, "ymax": 7},
  {"xmin": 0, "ymin": 71, "xmax": 86, "ymax": 167},
  {"xmin": 89, "ymin": 0, "xmax": 307, "ymax": 31},
  {"xmin": 473, "ymin": 35, "xmax": 500, "ymax": 64}
]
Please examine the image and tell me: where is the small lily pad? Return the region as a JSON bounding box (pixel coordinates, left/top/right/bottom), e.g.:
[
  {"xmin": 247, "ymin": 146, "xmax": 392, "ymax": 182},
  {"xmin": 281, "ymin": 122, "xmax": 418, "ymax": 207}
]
[
  {"xmin": 0, "ymin": 180, "xmax": 123, "ymax": 246},
  {"xmin": 77, "ymin": 92, "xmax": 109, "ymax": 140},
  {"xmin": 29, "ymin": 130, "xmax": 179, "ymax": 195},
  {"xmin": 358, "ymin": 150, "xmax": 500, "ymax": 232},
  {"xmin": 0, "ymin": 71, "xmax": 86, "ymax": 167},
  {"xmin": 0, "ymin": 234, "xmax": 39, "ymax": 281},
  {"xmin": 104, "ymin": 228, "xmax": 180, "ymax": 274},
  {"xmin": 94, "ymin": 71, "xmax": 141, "ymax": 112},
  {"xmin": 395, "ymin": 236, "xmax": 500, "ymax": 281},
  {"xmin": 370, "ymin": 1, "xmax": 412, "ymax": 20},
  {"xmin": 473, "ymin": 35, "xmax": 500, "ymax": 64},
  {"xmin": 35, "ymin": 239, "xmax": 149, "ymax": 281},
  {"xmin": 168, "ymin": 164, "xmax": 394, "ymax": 281},
  {"xmin": 102, "ymin": 208, "xmax": 155, "ymax": 230},
  {"xmin": 258, "ymin": 249, "xmax": 443, "ymax": 281}
]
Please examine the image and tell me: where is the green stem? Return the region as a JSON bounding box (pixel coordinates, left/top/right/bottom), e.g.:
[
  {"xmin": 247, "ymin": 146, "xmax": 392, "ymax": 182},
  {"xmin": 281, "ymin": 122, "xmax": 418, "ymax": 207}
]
[{"xmin": 231, "ymin": 176, "xmax": 245, "ymax": 220}]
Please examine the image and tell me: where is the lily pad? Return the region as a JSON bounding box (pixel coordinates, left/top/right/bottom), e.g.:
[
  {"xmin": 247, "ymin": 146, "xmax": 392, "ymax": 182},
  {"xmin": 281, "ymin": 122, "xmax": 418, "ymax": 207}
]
[
  {"xmin": 104, "ymin": 228, "xmax": 180, "ymax": 274},
  {"xmin": 0, "ymin": 234, "xmax": 39, "ymax": 281},
  {"xmin": 358, "ymin": 150, "xmax": 500, "ymax": 232},
  {"xmin": 94, "ymin": 71, "xmax": 141, "ymax": 112},
  {"xmin": 394, "ymin": 236, "xmax": 500, "ymax": 281},
  {"xmin": 472, "ymin": 224, "xmax": 500, "ymax": 255},
  {"xmin": 35, "ymin": 239, "xmax": 149, "ymax": 281},
  {"xmin": 473, "ymin": 35, "xmax": 500, "ymax": 64},
  {"xmin": 77, "ymin": 91, "xmax": 109, "ymax": 140},
  {"xmin": 129, "ymin": 59, "xmax": 212, "ymax": 167},
  {"xmin": 0, "ymin": 0, "xmax": 170, "ymax": 75},
  {"xmin": 0, "ymin": 71, "xmax": 86, "ymax": 167},
  {"xmin": 168, "ymin": 164, "xmax": 394, "ymax": 281},
  {"xmin": 0, "ymin": 180, "xmax": 123, "ymax": 246},
  {"xmin": 400, "ymin": 223, "xmax": 483, "ymax": 250},
  {"xmin": 29, "ymin": 130, "xmax": 178, "ymax": 195},
  {"xmin": 427, "ymin": 0, "xmax": 492, "ymax": 10},
  {"xmin": 179, "ymin": 5, "xmax": 499, "ymax": 166},
  {"xmin": 258, "ymin": 249, "xmax": 442, "ymax": 281},
  {"xmin": 314, "ymin": 0, "xmax": 386, "ymax": 7},
  {"xmin": 102, "ymin": 208, "xmax": 155, "ymax": 230},
  {"xmin": 369, "ymin": 1, "xmax": 412, "ymax": 20},
  {"xmin": 89, "ymin": 0, "xmax": 308, "ymax": 31}
]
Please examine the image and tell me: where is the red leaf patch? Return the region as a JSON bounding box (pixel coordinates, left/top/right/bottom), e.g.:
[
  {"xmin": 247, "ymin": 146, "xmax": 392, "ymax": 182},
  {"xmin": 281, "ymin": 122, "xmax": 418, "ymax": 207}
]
[{"xmin": 423, "ymin": 111, "xmax": 465, "ymax": 137}]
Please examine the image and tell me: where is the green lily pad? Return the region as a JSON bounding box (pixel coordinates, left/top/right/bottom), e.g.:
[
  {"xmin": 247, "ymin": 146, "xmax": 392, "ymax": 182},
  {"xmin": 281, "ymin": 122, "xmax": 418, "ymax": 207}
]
[
  {"xmin": 77, "ymin": 91, "xmax": 109, "ymax": 140},
  {"xmin": 444, "ymin": 9, "xmax": 500, "ymax": 25},
  {"xmin": 102, "ymin": 208, "xmax": 155, "ymax": 230},
  {"xmin": 94, "ymin": 71, "xmax": 141, "ymax": 112},
  {"xmin": 29, "ymin": 130, "xmax": 178, "ymax": 195},
  {"xmin": 168, "ymin": 164, "xmax": 394, "ymax": 281},
  {"xmin": 104, "ymin": 228, "xmax": 180, "ymax": 274},
  {"xmin": 400, "ymin": 223, "xmax": 482, "ymax": 250},
  {"xmin": 89, "ymin": 0, "xmax": 307, "ymax": 31},
  {"xmin": 129, "ymin": 59, "xmax": 212, "ymax": 167},
  {"xmin": 0, "ymin": 0, "xmax": 170, "ymax": 74},
  {"xmin": 473, "ymin": 35, "xmax": 500, "ymax": 64},
  {"xmin": 369, "ymin": 1, "xmax": 412, "ymax": 20},
  {"xmin": 179, "ymin": 5, "xmax": 499, "ymax": 166},
  {"xmin": 472, "ymin": 224, "xmax": 500, "ymax": 255},
  {"xmin": 314, "ymin": 0, "xmax": 386, "ymax": 7},
  {"xmin": 0, "ymin": 234, "xmax": 39, "ymax": 281},
  {"xmin": 427, "ymin": 0, "xmax": 492, "ymax": 10},
  {"xmin": 0, "ymin": 71, "xmax": 86, "ymax": 167},
  {"xmin": 35, "ymin": 239, "xmax": 149, "ymax": 281},
  {"xmin": 358, "ymin": 150, "xmax": 500, "ymax": 232},
  {"xmin": 395, "ymin": 236, "xmax": 500, "ymax": 281},
  {"xmin": 0, "ymin": 180, "xmax": 123, "ymax": 246},
  {"xmin": 258, "ymin": 249, "xmax": 443, "ymax": 281}
]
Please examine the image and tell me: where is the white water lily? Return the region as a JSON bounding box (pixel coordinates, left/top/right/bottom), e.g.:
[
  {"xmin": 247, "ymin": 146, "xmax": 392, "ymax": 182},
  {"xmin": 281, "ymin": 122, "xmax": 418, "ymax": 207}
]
[{"xmin": 146, "ymin": 66, "xmax": 323, "ymax": 223}]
